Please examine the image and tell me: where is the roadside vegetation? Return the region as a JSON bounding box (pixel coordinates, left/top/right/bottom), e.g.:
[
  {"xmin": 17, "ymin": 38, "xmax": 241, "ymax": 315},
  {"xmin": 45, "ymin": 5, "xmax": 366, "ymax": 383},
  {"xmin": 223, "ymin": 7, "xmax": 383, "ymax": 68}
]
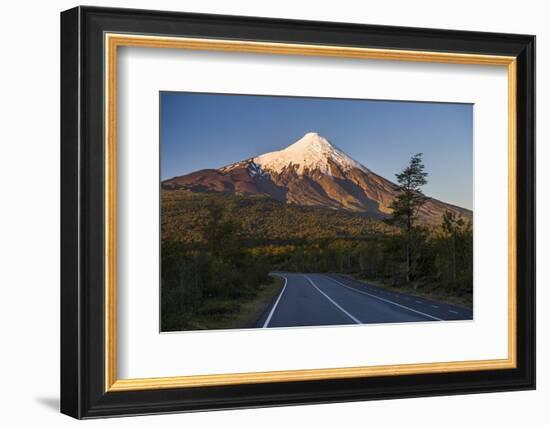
[{"xmin": 161, "ymin": 154, "xmax": 473, "ymax": 331}]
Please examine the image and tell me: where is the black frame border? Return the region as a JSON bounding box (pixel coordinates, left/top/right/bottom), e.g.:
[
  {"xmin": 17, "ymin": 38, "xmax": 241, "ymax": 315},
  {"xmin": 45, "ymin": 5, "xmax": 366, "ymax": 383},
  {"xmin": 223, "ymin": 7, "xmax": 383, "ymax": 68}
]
[{"xmin": 60, "ymin": 6, "xmax": 535, "ymax": 419}]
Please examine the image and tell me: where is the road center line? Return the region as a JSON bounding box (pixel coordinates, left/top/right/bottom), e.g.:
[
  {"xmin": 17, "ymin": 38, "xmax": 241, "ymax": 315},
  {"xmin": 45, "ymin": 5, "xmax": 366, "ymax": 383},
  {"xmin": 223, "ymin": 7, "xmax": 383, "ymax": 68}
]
[
  {"xmin": 325, "ymin": 275, "xmax": 444, "ymax": 321},
  {"xmin": 262, "ymin": 275, "xmax": 288, "ymax": 328},
  {"xmin": 303, "ymin": 275, "xmax": 362, "ymax": 325}
]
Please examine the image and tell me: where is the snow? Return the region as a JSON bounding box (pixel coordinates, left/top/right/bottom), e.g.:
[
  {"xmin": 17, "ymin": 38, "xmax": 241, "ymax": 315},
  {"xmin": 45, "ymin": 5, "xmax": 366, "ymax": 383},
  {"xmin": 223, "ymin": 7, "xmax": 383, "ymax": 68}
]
[
  {"xmin": 246, "ymin": 161, "xmax": 268, "ymax": 178},
  {"xmin": 252, "ymin": 132, "xmax": 369, "ymax": 175},
  {"xmin": 219, "ymin": 161, "xmax": 245, "ymax": 173}
]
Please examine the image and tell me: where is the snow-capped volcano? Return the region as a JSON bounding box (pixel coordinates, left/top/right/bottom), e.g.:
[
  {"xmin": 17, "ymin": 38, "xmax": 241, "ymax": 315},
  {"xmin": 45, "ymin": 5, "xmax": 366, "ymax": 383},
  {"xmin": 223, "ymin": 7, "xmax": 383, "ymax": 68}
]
[
  {"xmin": 253, "ymin": 132, "xmax": 369, "ymax": 176},
  {"xmin": 163, "ymin": 132, "xmax": 471, "ymax": 222}
]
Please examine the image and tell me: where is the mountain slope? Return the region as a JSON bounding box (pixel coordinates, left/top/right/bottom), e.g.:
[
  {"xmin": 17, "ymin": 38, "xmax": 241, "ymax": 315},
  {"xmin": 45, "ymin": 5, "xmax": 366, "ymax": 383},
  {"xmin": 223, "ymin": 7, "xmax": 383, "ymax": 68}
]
[
  {"xmin": 162, "ymin": 191, "xmax": 394, "ymax": 244},
  {"xmin": 162, "ymin": 132, "xmax": 472, "ymax": 223}
]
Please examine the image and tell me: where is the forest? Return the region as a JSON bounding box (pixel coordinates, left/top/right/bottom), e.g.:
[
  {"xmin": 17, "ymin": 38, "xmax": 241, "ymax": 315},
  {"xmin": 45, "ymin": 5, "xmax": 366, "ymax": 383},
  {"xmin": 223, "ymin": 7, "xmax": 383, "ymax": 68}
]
[{"xmin": 161, "ymin": 156, "xmax": 473, "ymax": 331}]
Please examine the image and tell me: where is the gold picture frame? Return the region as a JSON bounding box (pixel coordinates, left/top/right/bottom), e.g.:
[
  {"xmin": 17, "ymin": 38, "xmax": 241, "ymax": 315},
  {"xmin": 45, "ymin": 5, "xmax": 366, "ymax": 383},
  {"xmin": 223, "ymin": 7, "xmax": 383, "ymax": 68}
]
[{"xmin": 104, "ymin": 33, "xmax": 517, "ymax": 392}]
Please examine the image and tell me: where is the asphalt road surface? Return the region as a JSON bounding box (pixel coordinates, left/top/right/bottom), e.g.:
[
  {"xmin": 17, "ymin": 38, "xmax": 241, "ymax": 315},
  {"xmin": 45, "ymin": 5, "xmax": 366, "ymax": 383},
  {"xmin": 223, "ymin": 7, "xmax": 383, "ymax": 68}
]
[{"xmin": 257, "ymin": 273, "xmax": 473, "ymax": 328}]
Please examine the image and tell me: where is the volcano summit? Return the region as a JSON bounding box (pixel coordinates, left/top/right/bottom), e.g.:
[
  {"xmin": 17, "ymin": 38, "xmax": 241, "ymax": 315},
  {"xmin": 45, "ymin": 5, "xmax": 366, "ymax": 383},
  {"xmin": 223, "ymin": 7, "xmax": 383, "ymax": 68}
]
[{"xmin": 163, "ymin": 132, "xmax": 471, "ymax": 222}]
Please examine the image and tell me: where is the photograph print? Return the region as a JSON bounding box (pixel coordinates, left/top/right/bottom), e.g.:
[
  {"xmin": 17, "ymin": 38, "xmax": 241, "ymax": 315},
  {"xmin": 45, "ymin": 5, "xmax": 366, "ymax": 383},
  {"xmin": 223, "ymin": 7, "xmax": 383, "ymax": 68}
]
[{"xmin": 160, "ymin": 92, "xmax": 474, "ymax": 332}]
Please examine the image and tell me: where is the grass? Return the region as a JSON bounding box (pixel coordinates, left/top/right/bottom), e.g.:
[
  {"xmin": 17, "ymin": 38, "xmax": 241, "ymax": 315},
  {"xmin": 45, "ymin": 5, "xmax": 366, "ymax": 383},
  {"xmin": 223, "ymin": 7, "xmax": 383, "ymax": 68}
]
[
  {"xmin": 340, "ymin": 273, "xmax": 473, "ymax": 310},
  {"xmin": 177, "ymin": 276, "xmax": 285, "ymax": 331}
]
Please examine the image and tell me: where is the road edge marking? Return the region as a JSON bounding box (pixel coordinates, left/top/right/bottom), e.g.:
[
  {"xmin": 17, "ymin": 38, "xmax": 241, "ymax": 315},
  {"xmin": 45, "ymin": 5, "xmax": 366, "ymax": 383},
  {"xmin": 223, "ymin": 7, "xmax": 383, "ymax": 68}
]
[
  {"xmin": 303, "ymin": 275, "xmax": 362, "ymax": 325},
  {"xmin": 325, "ymin": 275, "xmax": 444, "ymax": 321},
  {"xmin": 262, "ymin": 275, "xmax": 288, "ymax": 328}
]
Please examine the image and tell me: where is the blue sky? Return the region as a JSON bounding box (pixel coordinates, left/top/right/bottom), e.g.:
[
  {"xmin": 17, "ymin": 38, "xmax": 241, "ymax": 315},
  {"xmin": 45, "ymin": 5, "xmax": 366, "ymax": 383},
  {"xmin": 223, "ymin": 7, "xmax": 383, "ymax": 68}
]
[{"xmin": 160, "ymin": 92, "xmax": 473, "ymax": 209}]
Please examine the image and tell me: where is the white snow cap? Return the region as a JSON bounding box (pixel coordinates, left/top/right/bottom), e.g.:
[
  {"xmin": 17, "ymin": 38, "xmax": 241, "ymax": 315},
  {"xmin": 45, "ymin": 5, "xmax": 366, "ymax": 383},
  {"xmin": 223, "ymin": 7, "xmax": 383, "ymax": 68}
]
[{"xmin": 253, "ymin": 132, "xmax": 369, "ymax": 175}]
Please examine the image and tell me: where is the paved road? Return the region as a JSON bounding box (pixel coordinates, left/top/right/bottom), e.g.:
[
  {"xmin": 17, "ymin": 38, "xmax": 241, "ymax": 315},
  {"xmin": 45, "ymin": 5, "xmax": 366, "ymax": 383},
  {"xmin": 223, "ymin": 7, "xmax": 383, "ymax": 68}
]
[{"xmin": 257, "ymin": 273, "xmax": 473, "ymax": 328}]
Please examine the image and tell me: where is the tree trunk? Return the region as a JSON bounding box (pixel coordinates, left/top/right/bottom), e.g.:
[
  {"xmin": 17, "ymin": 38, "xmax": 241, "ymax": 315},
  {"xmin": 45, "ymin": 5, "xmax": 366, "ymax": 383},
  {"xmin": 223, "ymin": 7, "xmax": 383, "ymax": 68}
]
[
  {"xmin": 406, "ymin": 216, "xmax": 412, "ymax": 285},
  {"xmin": 452, "ymin": 235, "xmax": 457, "ymax": 281}
]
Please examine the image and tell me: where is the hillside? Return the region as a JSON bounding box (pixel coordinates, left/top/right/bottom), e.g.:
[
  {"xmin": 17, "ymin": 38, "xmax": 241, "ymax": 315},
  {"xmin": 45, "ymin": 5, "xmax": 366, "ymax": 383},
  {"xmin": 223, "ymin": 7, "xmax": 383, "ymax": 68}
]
[{"xmin": 161, "ymin": 190, "xmax": 393, "ymax": 245}]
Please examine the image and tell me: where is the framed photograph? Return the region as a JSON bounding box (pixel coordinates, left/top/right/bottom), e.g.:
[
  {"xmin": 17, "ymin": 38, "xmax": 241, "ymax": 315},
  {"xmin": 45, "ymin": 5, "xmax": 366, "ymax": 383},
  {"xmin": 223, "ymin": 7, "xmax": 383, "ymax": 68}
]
[{"xmin": 60, "ymin": 6, "xmax": 535, "ymax": 419}]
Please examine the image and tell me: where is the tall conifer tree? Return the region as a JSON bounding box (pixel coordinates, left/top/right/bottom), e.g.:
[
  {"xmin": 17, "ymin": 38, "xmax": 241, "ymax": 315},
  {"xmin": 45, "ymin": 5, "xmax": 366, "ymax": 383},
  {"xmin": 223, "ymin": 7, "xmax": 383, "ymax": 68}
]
[{"xmin": 388, "ymin": 153, "xmax": 428, "ymax": 283}]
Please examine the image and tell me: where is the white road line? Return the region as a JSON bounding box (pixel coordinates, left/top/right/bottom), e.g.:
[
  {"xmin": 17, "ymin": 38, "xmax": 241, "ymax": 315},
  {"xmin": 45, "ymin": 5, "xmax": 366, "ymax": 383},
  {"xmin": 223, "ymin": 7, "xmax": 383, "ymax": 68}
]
[
  {"xmin": 303, "ymin": 275, "xmax": 362, "ymax": 325},
  {"xmin": 431, "ymin": 305, "xmax": 439, "ymax": 309},
  {"xmin": 262, "ymin": 275, "xmax": 288, "ymax": 328},
  {"xmin": 325, "ymin": 276, "xmax": 443, "ymax": 321},
  {"xmin": 449, "ymin": 310, "xmax": 459, "ymax": 315},
  {"xmin": 415, "ymin": 300, "xmax": 423, "ymax": 304}
]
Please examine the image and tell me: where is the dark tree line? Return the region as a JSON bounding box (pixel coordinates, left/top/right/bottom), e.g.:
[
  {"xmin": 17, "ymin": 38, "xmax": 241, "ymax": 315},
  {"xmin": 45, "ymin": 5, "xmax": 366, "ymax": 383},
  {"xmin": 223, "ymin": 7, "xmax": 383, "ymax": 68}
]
[{"xmin": 384, "ymin": 153, "xmax": 472, "ymax": 293}]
